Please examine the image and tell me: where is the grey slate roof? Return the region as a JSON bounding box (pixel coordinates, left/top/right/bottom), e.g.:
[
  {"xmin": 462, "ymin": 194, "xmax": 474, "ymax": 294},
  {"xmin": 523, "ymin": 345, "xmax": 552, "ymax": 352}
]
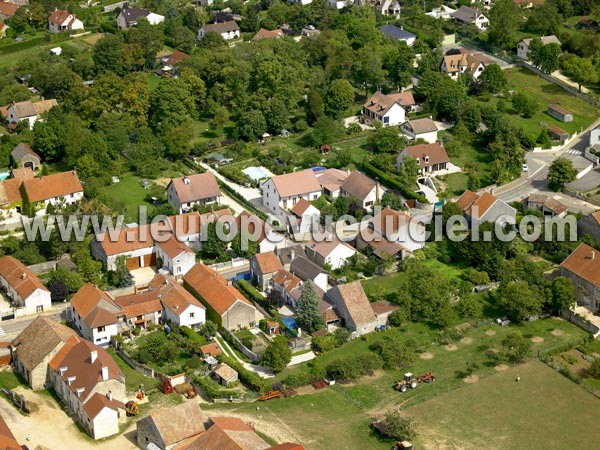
[{"xmin": 378, "ymin": 25, "xmax": 416, "ymax": 41}]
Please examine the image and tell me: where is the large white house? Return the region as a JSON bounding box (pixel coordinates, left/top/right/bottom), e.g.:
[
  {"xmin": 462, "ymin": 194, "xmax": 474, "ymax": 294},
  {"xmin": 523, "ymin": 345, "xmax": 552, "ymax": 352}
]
[
  {"xmin": 0, "ymin": 256, "xmax": 51, "ymax": 317},
  {"xmin": 401, "ymin": 118, "xmax": 439, "ymax": 143},
  {"xmin": 362, "ymin": 91, "xmax": 406, "ymax": 127},
  {"xmin": 117, "ymin": 7, "xmax": 163, "ymax": 29},
  {"xmin": 440, "ymin": 51, "xmax": 487, "ymax": 81},
  {"xmin": 48, "ymin": 337, "xmax": 127, "ymax": 439},
  {"xmin": 70, "ymin": 283, "xmax": 122, "ymax": 347},
  {"xmin": 198, "ymin": 20, "xmax": 240, "ymax": 40},
  {"xmin": 397, "ymin": 142, "xmax": 449, "ymax": 175},
  {"xmin": 152, "ymin": 274, "xmax": 206, "ymax": 328},
  {"xmin": 166, "ymin": 173, "xmax": 221, "ymax": 213},
  {"xmin": 261, "ymin": 169, "xmax": 322, "ymax": 216},
  {"xmin": 48, "ymin": 9, "xmax": 84, "ymax": 33},
  {"xmin": 340, "ymin": 171, "xmax": 379, "ymax": 210},
  {"xmin": 6, "ymin": 99, "xmax": 57, "ymax": 129},
  {"xmin": 456, "ymin": 190, "xmax": 517, "ymax": 227},
  {"xmin": 21, "ymin": 170, "xmax": 84, "ymax": 212}
]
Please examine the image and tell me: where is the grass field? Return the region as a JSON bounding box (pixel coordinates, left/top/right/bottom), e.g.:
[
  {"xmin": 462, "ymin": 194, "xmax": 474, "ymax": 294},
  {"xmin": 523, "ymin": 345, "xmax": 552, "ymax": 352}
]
[
  {"xmin": 406, "ymin": 360, "xmax": 600, "ymax": 450},
  {"xmin": 107, "ymin": 348, "xmax": 159, "ymax": 392},
  {"xmin": 362, "ymin": 258, "xmax": 464, "ymax": 300},
  {"xmin": 477, "ymin": 68, "xmax": 599, "ymax": 141},
  {"xmin": 99, "ymin": 175, "xmax": 155, "ymax": 222},
  {"xmin": 204, "ymin": 318, "xmax": 590, "ymax": 450}
]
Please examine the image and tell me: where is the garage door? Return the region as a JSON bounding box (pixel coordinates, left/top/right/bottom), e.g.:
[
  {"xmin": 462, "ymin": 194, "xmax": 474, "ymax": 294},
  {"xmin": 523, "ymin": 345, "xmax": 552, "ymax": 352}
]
[
  {"xmin": 143, "ymin": 253, "xmax": 157, "ymax": 267},
  {"xmin": 126, "ymin": 257, "xmax": 140, "ymax": 271}
]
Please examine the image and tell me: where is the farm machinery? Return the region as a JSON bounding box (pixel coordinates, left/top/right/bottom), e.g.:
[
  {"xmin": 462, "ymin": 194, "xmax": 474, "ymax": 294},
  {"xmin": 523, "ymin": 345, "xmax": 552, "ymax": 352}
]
[
  {"xmin": 394, "ymin": 373, "xmax": 418, "ymax": 392},
  {"xmin": 394, "ymin": 372, "xmax": 436, "ymax": 392}
]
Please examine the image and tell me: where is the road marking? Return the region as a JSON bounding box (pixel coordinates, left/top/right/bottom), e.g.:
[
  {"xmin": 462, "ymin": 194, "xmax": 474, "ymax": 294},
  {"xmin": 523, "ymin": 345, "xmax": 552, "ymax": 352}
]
[
  {"xmin": 566, "ymin": 149, "xmax": 581, "ymax": 155},
  {"xmin": 0, "ymin": 327, "xmax": 5, "ymax": 336}
]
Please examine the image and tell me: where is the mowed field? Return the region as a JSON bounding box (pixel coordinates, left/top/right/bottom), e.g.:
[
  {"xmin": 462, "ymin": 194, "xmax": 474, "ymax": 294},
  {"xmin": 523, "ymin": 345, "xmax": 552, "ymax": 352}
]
[
  {"xmin": 203, "ymin": 318, "xmax": 591, "ymax": 450},
  {"xmin": 406, "ymin": 360, "xmax": 600, "ymax": 450}
]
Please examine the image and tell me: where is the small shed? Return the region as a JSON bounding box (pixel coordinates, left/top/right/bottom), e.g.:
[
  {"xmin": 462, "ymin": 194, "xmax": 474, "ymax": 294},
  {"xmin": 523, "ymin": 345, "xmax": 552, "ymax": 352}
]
[
  {"xmin": 265, "ymin": 320, "xmax": 280, "ymax": 335},
  {"xmin": 548, "ymin": 125, "xmax": 570, "ymax": 143},
  {"xmin": 212, "ymin": 362, "xmax": 238, "ymax": 386},
  {"xmin": 11, "ymin": 143, "xmax": 41, "ymax": 170},
  {"xmin": 548, "ymin": 104, "xmax": 573, "ymax": 122},
  {"xmin": 200, "ymin": 342, "xmax": 223, "ymax": 357}
]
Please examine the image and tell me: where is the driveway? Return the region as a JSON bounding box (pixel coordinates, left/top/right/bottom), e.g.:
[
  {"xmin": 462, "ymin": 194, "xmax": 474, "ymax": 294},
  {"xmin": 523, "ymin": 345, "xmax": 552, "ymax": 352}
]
[
  {"xmin": 289, "ymin": 351, "xmax": 316, "ymax": 366},
  {"xmin": 0, "ymin": 388, "xmax": 137, "ymax": 450},
  {"xmin": 199, "ymin": 163, "xmax": 271, "ymax": 216},
  {"xmin": 131, "ymin": 267, "xmax": 157, "ymax": 288}
]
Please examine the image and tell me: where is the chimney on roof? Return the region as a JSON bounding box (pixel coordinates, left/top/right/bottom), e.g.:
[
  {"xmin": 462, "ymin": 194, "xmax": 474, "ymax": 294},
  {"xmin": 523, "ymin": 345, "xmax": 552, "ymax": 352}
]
[
  {"xmin": 183, "ymin": 177, "xmax": 190, "ymax": 185},
  {"xmin": 227, "ymin": 279, "xmax": 232, "ymax": 286},
  {"xmin": 21, "ymin": 272, "xmax": 26, "ymax": 280},
  {"xmin": 90, "ymin": 350, "xmax": 98, "ymax": 364},
  {"xmin": 107, "ymin": 390, "xmax": 112, "ymax": 401},
  {"xmin": 291, "ymin": 249, "xmax": 296, "ymax": 261},
  {"xmin": 592, "ymin": 251, "xmax": 596, "ymax": 260},
  {"xmin": 101, "ymin": 365, "xmax": 109, "ymax": 381}
]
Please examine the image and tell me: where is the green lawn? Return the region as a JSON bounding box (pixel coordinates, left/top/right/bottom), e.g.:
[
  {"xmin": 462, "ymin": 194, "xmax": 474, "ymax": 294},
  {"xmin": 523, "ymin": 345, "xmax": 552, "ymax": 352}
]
[
  {"xmin": 406, "ymin": 360, "xmax": 600, "ymax": 450},
  {"xmin": 100, "ymin": 175, "xmax": 153, "ymax": 222},
  {"xmin": 478, "ymin": 68, "xmax": 600, "ymax": 141},
  {"xmin": 203, "ymin": 318, "xmax": 589, "ymax": 450},
  {"xmin": 0, "ymin": 370, "xmax": 25, "ymax": 390},
  {"xmin": 107, "ymin": 348, "xmax": 159, "ymax": 393},
  {"xmin": 361, "ymin": 259, "xmax": 464, "ymax": 300}
]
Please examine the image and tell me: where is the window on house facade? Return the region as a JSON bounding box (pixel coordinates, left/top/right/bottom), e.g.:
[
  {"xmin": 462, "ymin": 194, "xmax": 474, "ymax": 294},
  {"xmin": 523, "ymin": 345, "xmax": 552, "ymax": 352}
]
[
  {"xmin": 36, "ymin": 305, "xmax": 43, "ymax": 312},
  {"xmin": 190, "ymin": 312, "xmax": 195, "ymax": 318},
  {"xmin": 97, "ymin": 325, "xmax": 105, "ymax": 332}
]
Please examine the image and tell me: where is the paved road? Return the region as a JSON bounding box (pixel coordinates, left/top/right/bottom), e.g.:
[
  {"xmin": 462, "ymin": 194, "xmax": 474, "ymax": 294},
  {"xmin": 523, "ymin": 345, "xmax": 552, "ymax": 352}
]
[
  {"xmin": 0, "ymin": 306, "xmax": 68, "ymax": 340},
  {"xmin": 495, "ymin": 119, "xmax": 600, "ymax": 214}
]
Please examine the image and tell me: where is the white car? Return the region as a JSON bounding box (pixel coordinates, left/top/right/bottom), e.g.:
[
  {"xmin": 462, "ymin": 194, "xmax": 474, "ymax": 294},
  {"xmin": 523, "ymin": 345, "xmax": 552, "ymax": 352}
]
[{"xmin": 522, "ymin": 163, "xmax": 529, "ymax": 172}]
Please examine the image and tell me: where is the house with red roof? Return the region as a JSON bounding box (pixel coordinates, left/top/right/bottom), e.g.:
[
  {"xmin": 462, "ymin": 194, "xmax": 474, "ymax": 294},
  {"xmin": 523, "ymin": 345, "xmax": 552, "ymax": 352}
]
[
  {"xmin": 150, "ymin": 274, "xmax": 206, "ymax": 328},
  {"xmin": 69, "ymin": 283, "xmax": 122, "ymax": 346},
  {"xmin": 48, "ymin": 9, "xmax": 84, "ymax": 33},
  {"xmin": 183, "ymin": 263, "xmax": 259, "ymax": 330},
  {"xmin": 261, "ymin": 169, "xmax": 322, "ymax": 216},
  {"xmin": 455, "ymin": 190, "xmax": 516, "ymax": 227},
  {"xmin": 397, "ymin": 142, "xmax": 449, "ymax": 175},
  {"xmin": 21, "ymin": 170, "xmax": 84, "ymax": 213},
  {"xmin": 362, "ymin": 91, "xmax": 406, "ymax": 126},
  {"xmin": 561, "ymin": 243, "xmax": 600, "ymax": 311},
  {"xmin": 0, "ymin": 256, "xmax": 51, "ymax": 316},
  {"xmin": 48, "ymin": 337, "xmax": 126, "ymax": 439},
  {"xmin": 167, "ymin": 173, "xmax": 221, "ymax": 213},
  {"xmin": 0, "ymin": 412, "xmax": 20, "ymax": 450}
]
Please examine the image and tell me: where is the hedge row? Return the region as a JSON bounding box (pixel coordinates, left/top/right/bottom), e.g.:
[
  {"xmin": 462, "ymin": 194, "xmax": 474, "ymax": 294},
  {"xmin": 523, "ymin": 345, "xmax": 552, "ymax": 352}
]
[
  {"xmin": 0, "ymin": 37, "xmax": 46, "ymax": 55},
  {"xmin": 218, "ymin": 355, "xmax": 267, "ymax": 393},
  {"xmin": 361, "ymin": 160, "xmax": 428, "ymax": 204},
  {"xmin": 236, "ymin": 279, "xmax": 269, "ymax": 309}
]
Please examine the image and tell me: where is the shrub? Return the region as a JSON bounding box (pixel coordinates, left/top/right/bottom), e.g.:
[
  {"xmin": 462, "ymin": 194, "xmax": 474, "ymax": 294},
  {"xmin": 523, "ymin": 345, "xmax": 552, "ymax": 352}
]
[
  {"xmin": 282, "ymin": 371, "xmax": 310, "ymax": 388},
  {"xmin": 326, "ymin": 353, "xmax": 383, "ymax": 381}
]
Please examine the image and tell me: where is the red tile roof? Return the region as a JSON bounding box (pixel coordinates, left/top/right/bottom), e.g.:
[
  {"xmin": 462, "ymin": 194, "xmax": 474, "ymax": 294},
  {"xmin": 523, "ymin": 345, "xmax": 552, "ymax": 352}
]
[
  {"xmin": 200, "ymin": 342, "xmax": 223, "ymax": 356},
  {"xmin": 83, "ymin": 392, "xmax": 125, "ymax": 419},
  {"xmin": 157, "ymin": 234, "xmax": 194, "ymax": 259},
  {"xmin": 166, "ymin": 50, "xmax": 190, "ymax": 66},
  {"xmin": 340, "ymin": 171, "xmax": 376, "ymax": 201},
  {"xmin": 456, "ymin": 190, "xmax": 499, "ymax": 219},
  {"xmin": 113, "ymin": 291, "xmax": 162, "ymax": 318},
  {"xmin": 0, "ymin": 2, "xmax": 18, "ymax": 17},
  {"xmin": 0, "ymin": 413, "xmax": 20, "ymax": 450},
  {"xmin": 0, "ymin": 256, "xmax": 49, "ymax": 300},
  {"xmin": 253, "ymin": 28, "xmax": 284, "ymax": 40},
  {"xmin": 253, "ymin": 251, "xmax": 283, "ymax": 275},
  {"xmin": 290, "ymin": 198, "xmax": 314, "ymax": 216},
  {"xmin": 561, "ymin": 243, "xmax": 600, "ymax": 287},
  {"xmin": 70, "ymin": 283, "xmax": 120, "ymax": 328},
  {"xmin": 168, "ymin": 173, "xmax": 221, "ymax": 204},
  {"xmin": 403, "ymin": 142, "xmax": 448, "ymax": 168},
  {"xmin": 22, "ymin": 170, "xmax": 83, "ymax": 203},
  {"xmin": 48, "ymin": 9, "xmax": 73, "ymax": 26},
  {"xmin": 152, "ymin": 274, "xmax": 204, "ymax": 316},
  {"xmin": 387, "ymin": 91, "xmax": 415, "ymax": 106},
  {"xmin": 267, "ymin": 170, "xmax": 321, "ymax": 199},
  {"xmin": 49, "ymin": 338, "xmax": 124, "ymax": 401},
  {"xmin": 183, "ymin": 263, "xmax": 253, "ymax": 315}
]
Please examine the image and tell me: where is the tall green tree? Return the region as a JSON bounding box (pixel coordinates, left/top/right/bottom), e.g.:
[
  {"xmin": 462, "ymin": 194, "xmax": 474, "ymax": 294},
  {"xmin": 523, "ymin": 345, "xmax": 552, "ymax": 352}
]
[
  {"xmin": 488, "ymin": 0, "xmax": 522, "ymax": 49},
  {"xmin": 261, "ymin": 337, "xmax": 292, "ymax": 373},
  {"xmin": 294, "ymin": 281, "xmax": 324, "ymax": 332},
  {"xmin": 327, "ymin": 79, "xmax": 355, "ymax": 114},
  {"xmin": 548, "ymin": 157, "xmax": 577, "ymax": 190}
]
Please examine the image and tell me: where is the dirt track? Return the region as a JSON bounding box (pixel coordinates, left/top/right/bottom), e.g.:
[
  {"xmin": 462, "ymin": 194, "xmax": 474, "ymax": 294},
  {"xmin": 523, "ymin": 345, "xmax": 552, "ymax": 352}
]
[{"xmin": 0, "ymin": 388, "xmax": 137, "ymax": 449}]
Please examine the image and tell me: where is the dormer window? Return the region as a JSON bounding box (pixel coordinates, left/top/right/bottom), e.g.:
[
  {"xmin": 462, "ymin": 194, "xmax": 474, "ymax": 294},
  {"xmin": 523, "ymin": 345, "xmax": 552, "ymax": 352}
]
[
  {"xmin": 424, "ymin": 156, "xmax": 430, "ymax": 163},
  {"xmin": 67, "ymin": 376, "xmax": 76, "ymax": 385},
  {"xmin": 59, "ymin": 366, "xmax": 68, "ymax": 375}
]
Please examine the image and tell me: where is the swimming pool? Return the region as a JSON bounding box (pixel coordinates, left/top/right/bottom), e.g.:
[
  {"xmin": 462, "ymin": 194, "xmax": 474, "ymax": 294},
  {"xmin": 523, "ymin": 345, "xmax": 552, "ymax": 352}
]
[
  {"xmin": 243, "ymin": 166, "xmax": 271, "ymax": 182},
  {"xmin": 0, "ymin": 171, "xmax": 9, "ymax": 181}
]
